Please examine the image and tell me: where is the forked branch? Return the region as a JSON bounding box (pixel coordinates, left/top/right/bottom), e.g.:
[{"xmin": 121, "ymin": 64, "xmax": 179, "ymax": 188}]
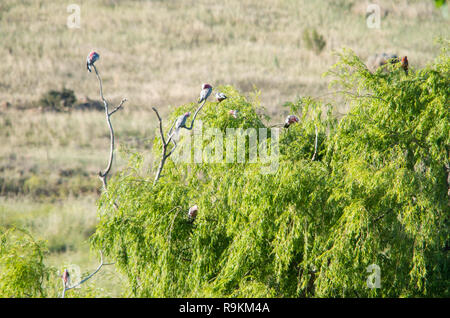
[
  {"xmin": 93, "ymin": 64, "xmax": 127, "ymax": 190},
  {"xmin": 152, "ymin": 99, "xmax": 207, "ymax": 185}
]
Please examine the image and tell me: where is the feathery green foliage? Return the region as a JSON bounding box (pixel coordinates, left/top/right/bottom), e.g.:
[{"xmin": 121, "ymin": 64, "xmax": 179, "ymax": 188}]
[
  {"xmin": 0, "ymin": 228, "xmax": 51, "ymax": 297},
  {"xmin": 91, "ymin": 43, "xmax": 449, "ymax": 297}
]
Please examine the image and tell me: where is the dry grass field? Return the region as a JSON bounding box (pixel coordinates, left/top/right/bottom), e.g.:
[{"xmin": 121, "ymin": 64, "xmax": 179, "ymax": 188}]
[
  {"xmin": 1, "ymin": 0, "xmax": 448, "ymax": 109},
  {"xmin": 0, "ymin": 0, "xmax": 448, "ymax": 297}
]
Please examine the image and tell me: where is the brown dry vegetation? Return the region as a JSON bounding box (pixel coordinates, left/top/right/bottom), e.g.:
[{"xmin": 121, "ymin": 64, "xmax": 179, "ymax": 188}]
[{"xmin": 0, "ymin": 0, "xmax": 448, "ymax": 109}]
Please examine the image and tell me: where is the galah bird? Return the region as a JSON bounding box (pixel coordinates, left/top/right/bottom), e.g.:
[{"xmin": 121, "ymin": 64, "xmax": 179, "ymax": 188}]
[
  {"xmin": 401, "ymin": 56, "xmax": 408, "ymax": 75},
  {"xmin": 188, "ymin": 205, "xmax": 198, "ymax": 221},
  {"xmin": 216, "ymin": 92, "xmax": 227, "ymax": 103},
  {"xmin": 170, "ymin": 112, "xmax": 191, "ymax": 140},
  {"xmin": 86, "ymin": 51, "xmax": 100, "ymax": 72},
  {"xmin": 366, "ymin": 53, "xmax": 398, "ymax": 73},
  {"xmin": 284, "ymin": 115, "xmax": 299, "ymax": 128},
  {"xmin": 229, "ymin": 109, "xmax": 238, "ymax": 118},
  {"xmin": 198, "ymin": 83, "xmax": 213, "ymax": 103},
  {"xmin": 175, "ymin": 112, "xmax": 191, "ymax": 130},
  {"xmin": 62, "ymin": 269, "xmax": 70, "ymax": 288}
]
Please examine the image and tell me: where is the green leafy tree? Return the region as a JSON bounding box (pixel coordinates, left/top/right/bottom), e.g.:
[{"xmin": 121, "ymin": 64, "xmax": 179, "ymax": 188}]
[
  {"xmin": 91, "ymin": 43, "xmax": 449, "ymax": 297},
  {"xmin": 309, "ymin": 42, "xmax": 449, "ymax": 297},
  {"xmin": 0, "ymin": 228, "xmax": 52, "ymax": 297}
]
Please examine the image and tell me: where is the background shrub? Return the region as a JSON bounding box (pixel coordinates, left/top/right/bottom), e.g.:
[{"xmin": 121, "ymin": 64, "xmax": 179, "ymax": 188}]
[
  {"xmin": 302, "ymin": 29, "xmax": 326, "ymax": 54},
  {"xmin": 0, "ymin": 228, "xmax": 52, "ymax": 297},
  {"xmin": 38, "ymin": 88, "xmax": 77, "ymax": 112}
]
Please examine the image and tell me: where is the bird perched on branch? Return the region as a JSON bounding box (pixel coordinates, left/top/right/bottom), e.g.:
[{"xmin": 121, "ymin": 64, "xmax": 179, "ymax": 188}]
[
  {"xmin": 401, "ymin": 56, "xmax": 408, "ymax": 75},
  {"xmin": 175, "ymin": 112, "xmax": 191, "ymax": 130},
  {"xmin": 62, "ymin": 269, "xmax": 70, "ymax": 288},
  {"xmin": 284, "ymin": 115, "xmax": 299, "ymax": 128},
  {"xmin": 86, "ymin": 51, "xmax": 99, "ymax": 72},
  {"xmin": 366, "ymin": 53, "xmax": 398, "ymax": 73},
  {"xmin": 169, "ymin": 112, "xmax": 191, "ymax": 140},
  {"xmin": 198, "ymin": 84, "xmax": 213, "ymax": 103},
  {"xmin": 367, "ymin": 53, "xmax": 409, "ymax": 75},
  {"xmin": 215, "ymin": 92, "xmax": 227, "ymax": 103},
  {"xmin": 229, "ymin": 109, "xmax": 239, "ymax": 118},
  {"xmin": 188, "ymin": 205, "xmax": 198, "ymax": 221}
]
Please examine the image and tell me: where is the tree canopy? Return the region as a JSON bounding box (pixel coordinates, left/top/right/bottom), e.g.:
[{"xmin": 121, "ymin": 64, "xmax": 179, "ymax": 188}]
[{"xmin": 91, "ymin": 43, "xmax": 449, "ymax": 297}]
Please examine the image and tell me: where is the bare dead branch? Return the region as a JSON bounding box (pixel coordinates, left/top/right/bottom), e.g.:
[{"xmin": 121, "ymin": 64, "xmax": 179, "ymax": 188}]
[
  {"xmin": 61, "ymin": 251, "xmax": 115, "ymax": 298},
  {"xmin": 61, "ymin": 62, "xmax": 124, "ymax": 298},
  {"xmin": 153, "ymin": 107, "xmax": 166, "ymax": 145},
  {"xmin": 167, "ymin": 120, "xmax": 177, "ymax": 140},
  {"xmin": 152, "ymin": 99, "xmax": 207, "ymax": 186},
  {"xmin": 152, "ymin": 107, "xmax": 170, "ymax": 185},
  {"xmin": 109, "ymin": 98, "xmax": 127, "ymax": 116},
  {"xmin": 93, "ymin": 65, "xmax": 127, "ymax": 191},
  {"xmin": 185, "ymin": 99, "xmax": 207, "ymax": 130}
]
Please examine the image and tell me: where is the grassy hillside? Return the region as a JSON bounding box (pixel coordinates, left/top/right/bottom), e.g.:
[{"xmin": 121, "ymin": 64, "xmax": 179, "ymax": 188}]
[{"xmin": 0, "ymin": 0, "xmax": 448, "ymax": 109}]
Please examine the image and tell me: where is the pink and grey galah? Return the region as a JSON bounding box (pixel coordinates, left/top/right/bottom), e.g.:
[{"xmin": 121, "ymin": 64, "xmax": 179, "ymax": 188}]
[
  {"xmin": 86, "ymin": 51, "xmax": 100, "ymax": 72},
  {"xmin": 62, "ymin": 269, "xmax": 70, "ymax": 288},
  {"xmin": 198, "ymin": 83, "xmax": 213, "ymax": 103},
  {"xmin": 284, "ymin": 115, "xmax": 299, "ymax": 128},
  {"xmin": 175, "ymin": 112, "xmax": 191, "ymax": 130},
  {"xmin": 215, "ymin": 92, "xmax": 227, "ymax": 103},
  {"xmin": 169, "ymin": 112, "xmax": 191, "ymax": 140},
  {"xmin": 229, "ymin": 109, "xmax": 239, "ymax": 118},
  {"xmin": 188, "ymin": 205, "xmax": 198, "ymax": 220}
]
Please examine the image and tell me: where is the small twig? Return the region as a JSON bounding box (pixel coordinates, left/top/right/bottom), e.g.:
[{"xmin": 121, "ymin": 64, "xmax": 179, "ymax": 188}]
[
  {"xmin": 336, "ymin": 90, "xmax": 388, "ymax": 103},
  {"xmin": 61, "ymin": 251, "xmax": 115, "ymax": 298},
  {"xmin": 185, "ymin": 99, "xmax": 207, "ymax": 130},
  {"xmin": 372, "ymin": 209, "xmax": 394, "ymax": 224},
  {"xmin": 152, "ymin": 107, "xmax": 166, "ymax": 145},
  {"xmin": 152, "ymin": 107, "xmax": 172, "ymax": 185},
  {"xmin": 109, "ymin": 98, "xmax": 127, "ymax": 116},
  {"xmin": 167, "ymin": 206, "xmax": 183, "ymax": 243},
  {"xmin": 311, "ymin": 90, "xmax": 388, "ymax": 104},
  {"xmin": 167, "ymin": 119, "xmax": 177, "ymax": 141},
  {"xmin": 311, "ymin": 125, "xmax": 318, "ymax": 161},
  {"xmin": 269, "ymin": 123, "xmax": 284, "ymax": 128}
]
